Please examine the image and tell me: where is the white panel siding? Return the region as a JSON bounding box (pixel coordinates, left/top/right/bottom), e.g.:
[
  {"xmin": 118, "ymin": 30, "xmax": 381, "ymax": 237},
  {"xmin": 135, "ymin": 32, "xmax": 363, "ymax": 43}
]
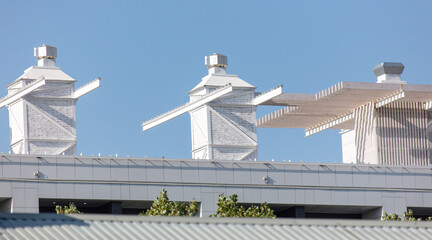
[{"xmin": 377, "ymin": 102, "xmax": 429, "ymax": 166}]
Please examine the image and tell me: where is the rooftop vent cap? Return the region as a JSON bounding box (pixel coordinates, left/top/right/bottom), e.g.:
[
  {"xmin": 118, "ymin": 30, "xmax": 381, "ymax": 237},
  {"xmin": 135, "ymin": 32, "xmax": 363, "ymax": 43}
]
[
  {"xmin": 34, "ymin": 45, "xmax": 57, "ymax": 60},
  {"xmin": 205, "ymin": 53, "xmax": 227, "ymax": 69},
  {"xmin": 373, "ymin": 62, "xmax": 404, "ymax": 76},
  {"xmin": 373, "ymin": 62, "xmax": 406, "ymax": 84},
  {"xmin": 34, "ymin": 45, "xmax": 57, "ymax": 68}
]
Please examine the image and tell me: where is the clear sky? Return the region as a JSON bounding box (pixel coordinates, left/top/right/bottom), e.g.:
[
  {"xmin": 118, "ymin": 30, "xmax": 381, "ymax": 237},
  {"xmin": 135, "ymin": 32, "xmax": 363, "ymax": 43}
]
[{"xmin": 0, "ymin": 1, "xmax": 431, "ymax": 162}]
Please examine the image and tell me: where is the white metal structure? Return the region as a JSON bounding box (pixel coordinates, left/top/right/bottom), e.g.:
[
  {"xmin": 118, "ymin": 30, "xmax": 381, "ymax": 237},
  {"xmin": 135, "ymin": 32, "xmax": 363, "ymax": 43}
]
[
  {"xmin": 142, "ymin": 54, "xmax": 282, "ymax": 161},
  {"xmin": 257, "ymin": 63, "xmax": 432, "ymax": 165},
  {"xmin": 1, "ymin": 45, "xmax": 100, "ymax": 155}
]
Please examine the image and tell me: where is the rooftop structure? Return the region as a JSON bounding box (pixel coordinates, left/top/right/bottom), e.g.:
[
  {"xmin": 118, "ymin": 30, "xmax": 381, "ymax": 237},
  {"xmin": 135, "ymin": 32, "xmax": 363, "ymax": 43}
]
[
  {"xmin": 142, "ymin": 53, "xmax": 282, "ymax": 160},
  {"xmin": 0, "ymin": 45, "xmax": 101, "ymax": 155},
  {"xmin": 258, "ymin": 62, "xmax": 432, "ymax": 165}
]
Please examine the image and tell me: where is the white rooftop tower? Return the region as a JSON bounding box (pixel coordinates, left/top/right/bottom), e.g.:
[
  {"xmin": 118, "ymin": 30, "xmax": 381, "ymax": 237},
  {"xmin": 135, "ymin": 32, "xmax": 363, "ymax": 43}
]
[
  {"xmin": 0, "ymin": 45, "xmax": 101, "ymax": 155},
  {"xmin": 142, "ymin": 53, "xmax": 282, "ymax": 160},
  {"xmin": 189, "ymin": 54, "xmax": 257, "ymax": 160}
]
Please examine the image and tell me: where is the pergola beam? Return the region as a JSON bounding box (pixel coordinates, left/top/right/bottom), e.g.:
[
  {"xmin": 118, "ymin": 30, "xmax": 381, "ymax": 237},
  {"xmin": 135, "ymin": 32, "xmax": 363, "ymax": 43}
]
[
  {"xmin": 253, "ymin": 85, "xmax": 283, "ymax": 105},
  {"xmin": 142, "ymin": 84, "xmax": 233, "ymax": 132},
  {"xmin": 305, "ymin": 112, "xmax": 354, "ymax": 137},
  {"xmin": 73, "ymin": 78, "xmax": 101, "ymax": 99},
  {"xmin": 0, "ymin": 78, "xmax": 46, "ymax": 108},
  {"xmin": 375, "ymin": 91, "xmax": 405, "ymax": 108}
]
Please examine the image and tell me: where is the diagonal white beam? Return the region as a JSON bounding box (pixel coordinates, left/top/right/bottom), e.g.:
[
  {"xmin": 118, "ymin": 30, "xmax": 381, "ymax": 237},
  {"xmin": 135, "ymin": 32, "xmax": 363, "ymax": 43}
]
[
  {"xmin": 305, "ymin": 112, "xmax": 354, "ymax": 137},
  {"xmin": 207, "ymin": 106, "xmax": 257, "ymax": 145},
  {"xmin": 253, "ymin": 85, "xmax": 283, "ymax": 105},
  {"xmin": 73, "ymin": 77, "xmax": 101, "ymax": 99},
  {"xmin": 375, "ymin": 91, "xmax": 405, "ymax": 108},
  {"xmin": 425, "ymin": 99, "xmax": 432, "ymax": 110},
  {"xmin": 24, "ymin": 100, "xmax": 76, "ymax": 138},
  {"xmin": 239, "ymin": 147, "xmax": 258, "ymax": 160},
  {"xmin": 142, "ymin": 84, "xmax": 233, "ymax": 132},
  {"xmin": 0, "ymin": 78, "xmax": 46, "ymax": 108}
]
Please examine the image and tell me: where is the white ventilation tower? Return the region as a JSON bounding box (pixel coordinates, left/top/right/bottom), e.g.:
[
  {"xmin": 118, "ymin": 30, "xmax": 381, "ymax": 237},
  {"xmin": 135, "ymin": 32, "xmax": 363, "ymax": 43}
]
[
  {"xmin": 0, "ymin": 45, "xmax": 101, "ymax": 155},
  {"xmin": 142, "ymin": 53, "xmax": 282, "ymax": 160}
]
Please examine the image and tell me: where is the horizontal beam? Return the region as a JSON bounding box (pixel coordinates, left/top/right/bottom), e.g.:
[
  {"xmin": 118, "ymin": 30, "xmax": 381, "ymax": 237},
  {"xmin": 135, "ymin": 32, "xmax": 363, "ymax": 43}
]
[
  {"xmin": 0, "ymin": 78, "xmax": 46, "ymax": 108},
  {"xmin": 73, "ymin": 78, "xmax": 101, "ymax": 99},
  {"xmin": 305, "ymin": 112, "xmax": 354, "ymax": 137},
  {"xmin": 253, "ymin": 85, "xmax": 283, "ymax": 105},
  {"xmin": 142, "ymin": 84, "xmax": 233, "ymax": 132},
  {"xmin": 375, "ymin": 91, "xmax": 404, "ymax": 108},
  {"xmin": 256, "ymin": 106, "xmax": 298, "ymax": 127}
]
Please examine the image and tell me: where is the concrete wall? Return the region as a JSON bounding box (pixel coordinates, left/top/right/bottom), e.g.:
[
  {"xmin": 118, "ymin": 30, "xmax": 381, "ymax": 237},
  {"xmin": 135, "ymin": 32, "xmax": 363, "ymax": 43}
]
[{"xmin": 0, "ymin": 154, "xmax": 431, "ymax": 217}]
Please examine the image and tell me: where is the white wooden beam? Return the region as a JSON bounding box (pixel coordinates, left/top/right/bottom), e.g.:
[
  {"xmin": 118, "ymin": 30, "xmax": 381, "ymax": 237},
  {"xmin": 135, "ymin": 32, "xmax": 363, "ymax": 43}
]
[
  {"xmin": 253, "ymin": 85, "xmax": 283, "ymax": 105},
  {"xmin": 305, "ymin": 112, "xmax": 354, "ymax": 137},
  {"xmin": 256, "ymin": 106, "xmax": 298, "ymax": 127},
  {"xmin": 142, "ymin": 84, "xmax": 233, "ymax": 132},
  {"xmin": 375, "ymin": 91, "xmax": 404, "ymax": 108},
  {"xmin": 73, "ymin": 78, "xmax": 101, "ymax": 99},
  {"xmin": 0, "ymin": 78, "xmax": 46, "ymax": 108}
]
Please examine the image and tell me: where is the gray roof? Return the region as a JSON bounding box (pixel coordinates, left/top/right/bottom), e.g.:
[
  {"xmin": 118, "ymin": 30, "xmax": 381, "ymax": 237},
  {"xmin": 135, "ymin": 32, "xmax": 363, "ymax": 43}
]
[{"xmin": 1, "ymin": 213, "xmax": 432, "ymax": 240}]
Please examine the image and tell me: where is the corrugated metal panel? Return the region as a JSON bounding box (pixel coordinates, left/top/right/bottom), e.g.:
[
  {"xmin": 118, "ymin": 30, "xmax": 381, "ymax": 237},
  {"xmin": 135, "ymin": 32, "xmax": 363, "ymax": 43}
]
[{"xmin": 1, "ymin": 214, "xmax": 432, "ymax": 240}]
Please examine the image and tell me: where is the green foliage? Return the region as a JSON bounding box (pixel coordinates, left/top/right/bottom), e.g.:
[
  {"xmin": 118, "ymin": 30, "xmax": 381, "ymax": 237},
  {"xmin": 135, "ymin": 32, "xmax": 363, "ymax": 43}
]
[
  {"xmin": 403, "ymin": 209, "xmax": 421, "ymax": 221},
  {"xmin": 140, "ymin": 189, "xmax": 199, "ymax": 217},
  {"xmin": 382, "ymin": 209, "xmax": 431, "ymax": 221},
  {"xmin": 55, "ymin": 202, "xmax": 81, "ymax": 214},
  {"xmin": 211, "ymin": 194, "xmax": 276, "ymax": 218},
  {"xmin": 381, "ymin": 212, "xmax": 401, "ymax": 221}
]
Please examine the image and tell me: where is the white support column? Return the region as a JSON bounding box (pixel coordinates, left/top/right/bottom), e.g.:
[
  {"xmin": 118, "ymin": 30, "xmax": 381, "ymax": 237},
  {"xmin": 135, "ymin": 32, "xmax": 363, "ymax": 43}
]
[{"xmin": 425, "ymin": 99, "xmax": 432, "ymax": 110}]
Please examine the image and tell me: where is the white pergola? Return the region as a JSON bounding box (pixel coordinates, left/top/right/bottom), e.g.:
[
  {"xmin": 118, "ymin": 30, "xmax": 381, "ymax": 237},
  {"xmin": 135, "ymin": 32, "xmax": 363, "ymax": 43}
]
[{"xmin": 257, "ymin": 81, "xmax": 432, "ymax": 136}]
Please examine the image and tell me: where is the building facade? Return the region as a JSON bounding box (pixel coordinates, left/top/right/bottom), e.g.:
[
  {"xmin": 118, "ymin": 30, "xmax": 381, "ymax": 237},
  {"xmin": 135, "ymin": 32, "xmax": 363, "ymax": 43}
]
[
  {"xmin": 0, "ymin": 154, "xmax": 432, "ymax": 218},
  {"xmin": 0, "ymin": 46, "xmax": 432, "ymax": 219}
]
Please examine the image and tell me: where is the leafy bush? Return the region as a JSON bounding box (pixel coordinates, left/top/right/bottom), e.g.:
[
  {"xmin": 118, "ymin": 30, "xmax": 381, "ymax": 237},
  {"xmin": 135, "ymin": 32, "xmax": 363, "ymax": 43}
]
[
  {"xmin": 55, "ymin": 203, "xmax": 81, "ymax": 214},
  {"xmin": 382, "ymin": 209, "xmax": 432, "ymax": 221},
  {"xmin": 140, "ymin": 189, "xmax": 199, "ymax": 217},
  {"xmin": 211, "ymin": 194, "xmax": 275, "ymax": 218}
]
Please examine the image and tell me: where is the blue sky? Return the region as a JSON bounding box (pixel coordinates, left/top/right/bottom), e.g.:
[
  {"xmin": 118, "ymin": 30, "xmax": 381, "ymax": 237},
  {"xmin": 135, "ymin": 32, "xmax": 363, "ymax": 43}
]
[{"xmin": 0, "ymin": 1, "xmax": 431, "ymax": 162}]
